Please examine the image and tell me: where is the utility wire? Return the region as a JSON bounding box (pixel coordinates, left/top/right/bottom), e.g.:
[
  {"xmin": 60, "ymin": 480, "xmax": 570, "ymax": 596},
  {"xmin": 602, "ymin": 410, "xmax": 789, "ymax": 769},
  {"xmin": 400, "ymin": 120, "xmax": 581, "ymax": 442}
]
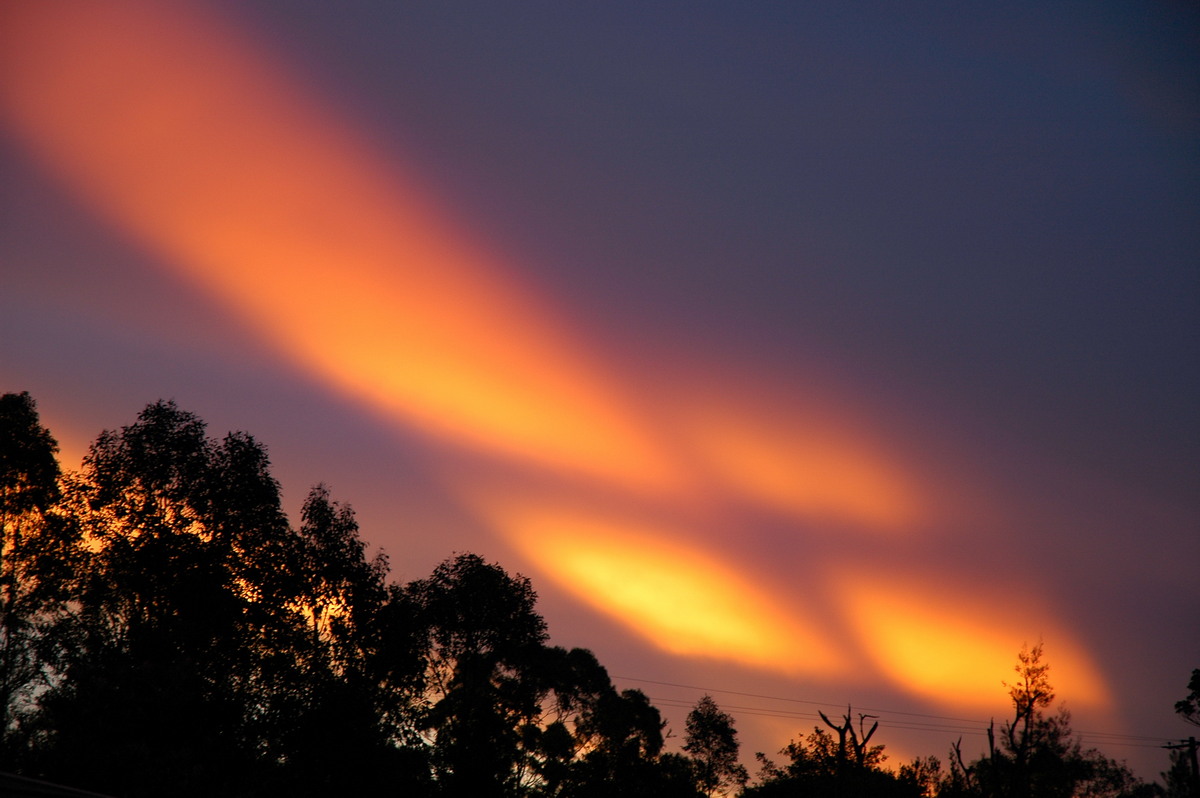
[
  {"xmin": 615, "ymin": 675, "xmax": 1171, "ymax": 748},
  {"xmin": 616, "ymin": 675, "xmax": 988, "ymax": 724}
]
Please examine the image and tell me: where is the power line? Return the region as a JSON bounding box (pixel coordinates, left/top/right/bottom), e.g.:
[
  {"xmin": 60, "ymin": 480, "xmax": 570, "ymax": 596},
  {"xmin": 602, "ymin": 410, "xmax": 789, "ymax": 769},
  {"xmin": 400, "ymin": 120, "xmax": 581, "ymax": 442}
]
[
  {"xmin": 614, "ymin": 674, "xmax": 1171, "ymax": 748},
  {"xmin": 615, "ymin": 675, "xmax": 989, "ymax": 725},
  {"xmin": 645, "ymin": 695, "xmax": 987, "ymax": 741},
  {"xmin": 645, "ymin": 695, "xmax": 989, "ymax": 739}
]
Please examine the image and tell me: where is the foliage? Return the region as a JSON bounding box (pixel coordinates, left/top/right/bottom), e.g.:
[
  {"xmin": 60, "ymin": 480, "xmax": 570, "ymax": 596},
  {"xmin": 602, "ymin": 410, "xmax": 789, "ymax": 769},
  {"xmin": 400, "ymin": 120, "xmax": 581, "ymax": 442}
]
[
  {"xmin": 0, "ymin": 394, "xmax": 1179, "ymax": 797},
  {"xmin": 684, "ymin": 695, "xmax": 749, "ymax": 796},
  {"xmin": 1175, "ymin": 669, "xmax": 1200, "ymax": 729},
  {"xmin": 746, "ymin": 722, "xmax": 918, "ymax": 798},
  {"xmin": 407, "ymin": 551, "xmax": 548, "ymax": 795},
  {"xmin": 1161, "ymin": 747, "xmax": 1195, "ymax": 798},
  {"xmin": 0, "ymin": 393, "xmax": 80, "ymax": 768},
  {"xmin": 950, "ymin": 643, "xmax": 1152, "ymax": 798},
  {"xmin": 1166, "ymin": 669, "xmax": 1200, "ymax": 798},
  {"xmin": 24, "ymin": 401, "xmax": 296, "ymax": 794},
  {"xmin": 899, "ymin": 755, "xmax": 945, "ymax": 798}
]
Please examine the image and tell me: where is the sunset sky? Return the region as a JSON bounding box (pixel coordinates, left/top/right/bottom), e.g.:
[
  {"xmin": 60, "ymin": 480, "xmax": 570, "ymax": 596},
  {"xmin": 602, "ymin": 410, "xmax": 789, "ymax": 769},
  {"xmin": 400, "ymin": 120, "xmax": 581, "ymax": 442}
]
[{"xmin": 2, "ymin": 0, "xmax": 1197, "ymax": 778}]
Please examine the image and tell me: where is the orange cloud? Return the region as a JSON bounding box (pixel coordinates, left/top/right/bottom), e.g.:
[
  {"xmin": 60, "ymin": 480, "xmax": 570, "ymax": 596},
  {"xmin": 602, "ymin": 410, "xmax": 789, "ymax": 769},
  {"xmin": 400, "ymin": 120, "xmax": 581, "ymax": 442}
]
[
  {"xmin": 677, "ymin": 397, "xmax": 923, "ymax": 532},
  {"xmin": 0, "ymin": 0, "xmax": 1107, "ymax": 714},
  {"xmin": 472, "ymin": 494, "xmax": 843, "ymax": 675},
  {"xmin": 0, "ymin": 0, "xmax": 933, "ymax": 534},
  {"xmin": 0, "ymin": 0, "xmax": 681, "ymax": 495},
  {"xmin": 833, "ymin": 571, "xmax": 1110, "ymax": 712}
]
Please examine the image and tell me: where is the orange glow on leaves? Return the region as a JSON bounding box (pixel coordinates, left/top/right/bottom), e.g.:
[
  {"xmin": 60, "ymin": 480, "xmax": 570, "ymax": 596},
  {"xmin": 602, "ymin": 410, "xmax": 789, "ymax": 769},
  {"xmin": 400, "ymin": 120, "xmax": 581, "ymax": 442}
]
[
  {"xmin": 476, "ymin": 497, "xmax": 842, "ymax": 676},
  {"xmin": 835, "ymin": 573, "xmax": 1110, "ymax": 711}
]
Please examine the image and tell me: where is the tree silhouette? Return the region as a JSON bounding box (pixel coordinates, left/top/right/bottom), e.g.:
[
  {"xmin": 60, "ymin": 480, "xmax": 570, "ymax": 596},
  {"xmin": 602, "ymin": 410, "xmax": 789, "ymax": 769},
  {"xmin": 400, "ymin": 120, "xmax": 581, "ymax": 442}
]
[
  {"xmin": 405, "ymin": 554, "xmax": 704, "ymax": 796},
  {"xmin": 542, "ymin": 655, "xmax": 701, "ymax": 797},
  {"xmin": 898, "ymin": 754, "xmax": 944, "ymax": 798},
  {"xmin": 0, "ymin": 394, "xmax": 1171, "ymax": 797},
  {"xmin": 819, "ymin": 707, "xmax": 883, "ymax": 774},
  {"xmin": 685, "ymin": 695, "xmax": 748, "ymax": 796},
  {"xmin": 1168, "ymin": 668, "xmax": 1200, "ymax": 798},
  {"xmin": 0, "ymin": 392, "xmax": 704, "ymax": 795},
  {"xmin": 952, "ymin": 643, "xmax": 1148, "ymax": 798},
  {"xmin": 1162, "ymin": 747, "xmax": 1198, "ymax": 798},
  {"xmin": 267, "ymin": 484, "xmax": 410, "ymax": 796},
  {"xmin": 409, "ymin": 552, "xmax": 549, "ymax": 795},
  {"xmin": 0, "ymin": 393, "xmax": 80, "ymax": 769},
  {"xmin": 27, "ymin": 401, "xmax": 265, "ymax": 795},
  {"xmin": 982, "ymin": 642, "xmax": 1071, "ymax": 798},
  {"xmin": 1176, "ymin": 670, "xmax": 1200, "ymax": 729},
  {"xmin": 746, "ymin": 721, "xmax": 914, "ymax": 798},
  {"xmin": 295, "ymin": 484, "xmax": 387, "ymax": 660}
]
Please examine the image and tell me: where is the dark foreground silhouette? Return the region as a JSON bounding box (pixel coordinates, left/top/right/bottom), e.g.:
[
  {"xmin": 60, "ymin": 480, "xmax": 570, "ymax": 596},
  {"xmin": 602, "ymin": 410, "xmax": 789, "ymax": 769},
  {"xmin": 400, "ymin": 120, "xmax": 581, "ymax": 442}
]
[{"xmin": 0, "ymin": 393, "xmax": 1189, "ymax": 797}]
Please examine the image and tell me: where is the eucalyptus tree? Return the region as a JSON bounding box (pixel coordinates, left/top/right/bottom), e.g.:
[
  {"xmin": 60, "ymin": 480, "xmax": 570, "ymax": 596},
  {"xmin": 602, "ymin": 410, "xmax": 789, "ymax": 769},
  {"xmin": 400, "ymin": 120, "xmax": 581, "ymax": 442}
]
[
  {"xmin": 0, "ymin": 397, "xmax": 753, "ymax": 795},
  {"xmin": 950, "ymin": 644, "xmax": 1149, "ymax": 798},
  {"xmin": 684, "ymin": 695, "xmax": 748, "ymax": 796},
  {"xmin": 521, "ymin": 648, "xmax": 701, "ymax": 797},
  {"xmin": 0, "ymin": 393, "xmax": 80, "ymax": 766},
  {"xmin": 408, "ymin": 552, "xmax": 717, "ymax": 796},
  {"xmin": 270, "ymin": 483, "xmax": 413, "ymax": 796},
  {"xmin": 19, "ymin": 401, "xmax": 389, "ymax": 795},
  {"xmin": 408, "ymin": 552, "xmax": 550, "ymax": 795},
  {"xmin": 1176, "ymin": 669, "xmax": 1200, "ymax": 729},
  {"xmin": 26, "ymin": 401, "xmax": 262, "ymax": 794},
  {"xmin": 746, "ymin": 719, "xmax": 915, "ymax": 798}
]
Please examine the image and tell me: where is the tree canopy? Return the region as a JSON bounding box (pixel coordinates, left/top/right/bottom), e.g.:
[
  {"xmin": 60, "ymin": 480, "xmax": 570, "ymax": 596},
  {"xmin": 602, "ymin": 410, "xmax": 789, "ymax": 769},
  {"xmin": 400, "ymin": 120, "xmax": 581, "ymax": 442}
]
[{"xmin": 0, "ymin": 394, "xmax": 1175, "ymax": 798}]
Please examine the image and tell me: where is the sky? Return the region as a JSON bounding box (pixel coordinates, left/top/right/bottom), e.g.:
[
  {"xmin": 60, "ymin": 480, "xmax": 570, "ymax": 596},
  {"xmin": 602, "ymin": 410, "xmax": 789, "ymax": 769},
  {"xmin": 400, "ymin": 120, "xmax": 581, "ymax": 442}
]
[{"xmin": 2, "ymin": 0, "xmax": 1198, "ymax": 779}]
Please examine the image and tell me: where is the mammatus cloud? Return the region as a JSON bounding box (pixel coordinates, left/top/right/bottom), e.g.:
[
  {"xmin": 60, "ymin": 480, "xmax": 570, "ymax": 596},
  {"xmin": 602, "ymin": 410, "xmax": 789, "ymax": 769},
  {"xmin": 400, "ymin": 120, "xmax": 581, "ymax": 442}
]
[{"xmin": 0, "ymin": 0, "xmax": 1109, "ymax": 711}]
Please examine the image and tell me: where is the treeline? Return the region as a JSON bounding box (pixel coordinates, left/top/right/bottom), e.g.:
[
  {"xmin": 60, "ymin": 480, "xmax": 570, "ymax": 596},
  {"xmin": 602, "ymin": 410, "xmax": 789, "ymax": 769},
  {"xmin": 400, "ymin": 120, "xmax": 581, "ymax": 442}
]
[{"xmin": 0, "ymin": 393, "xmax": 1190, "ymax": 797}]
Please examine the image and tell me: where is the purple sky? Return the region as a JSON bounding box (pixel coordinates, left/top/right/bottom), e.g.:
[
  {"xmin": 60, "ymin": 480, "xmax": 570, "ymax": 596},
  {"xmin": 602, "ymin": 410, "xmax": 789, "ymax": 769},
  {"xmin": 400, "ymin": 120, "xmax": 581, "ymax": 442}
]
[{"xmin": 2, "ymin": 0, "xmax": 1197, "ymax": 779}]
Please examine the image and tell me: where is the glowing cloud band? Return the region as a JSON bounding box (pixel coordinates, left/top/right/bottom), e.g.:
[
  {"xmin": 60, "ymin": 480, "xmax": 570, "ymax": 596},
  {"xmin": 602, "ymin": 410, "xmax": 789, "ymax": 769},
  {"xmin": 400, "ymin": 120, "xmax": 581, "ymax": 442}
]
[
  {"xmin": 0, "ymin": 0, "xmax": 681, "ymax": 494},
  {"xmin": 834, "ymin": 571, "xmax": 1110, "ymax": 711},
  {"xmin": 0, "ymin": 0, "xmax": 1108, "ymax": 709},
  {"xmin": 473, "ymin": 495, "xmax": 843, "ymax": 676}
]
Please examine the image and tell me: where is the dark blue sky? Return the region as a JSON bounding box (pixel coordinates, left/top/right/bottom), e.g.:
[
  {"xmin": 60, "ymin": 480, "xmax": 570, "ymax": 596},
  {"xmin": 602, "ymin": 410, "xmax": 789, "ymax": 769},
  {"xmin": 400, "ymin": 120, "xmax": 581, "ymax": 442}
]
[{"xmin": 240, "ymin": 0, "xmax": 1199, "ymax": 500}]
